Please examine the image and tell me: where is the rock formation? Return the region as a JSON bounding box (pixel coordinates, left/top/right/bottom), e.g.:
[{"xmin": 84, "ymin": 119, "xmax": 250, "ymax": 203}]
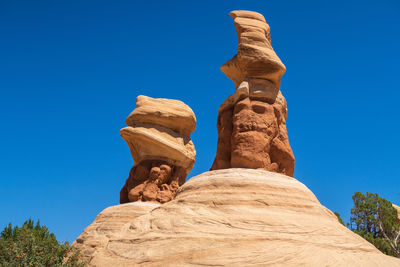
[
  {"xmin": 119, "ymin": 95, "xmax": 196, "ymax": 204},
  {"xmin": 211, "ymin": 10, "xmax": 295, "ymax": 177},
  {"xmin": 74, "ymin": 169, "xmax": 400, "ymax": 266},
  {"xmin": 73, "ymin": 10, "xmax": 400, "ymax": 266}
]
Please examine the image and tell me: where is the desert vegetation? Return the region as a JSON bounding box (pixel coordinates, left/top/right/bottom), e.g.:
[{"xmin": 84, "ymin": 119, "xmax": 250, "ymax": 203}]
[
  {"xmin": 0, "ymin": 219, "xmax": 85, "ymax": 266},
  {"xmin": 336, "ymin": 192, "xmax": 400, "ymax": 257}
]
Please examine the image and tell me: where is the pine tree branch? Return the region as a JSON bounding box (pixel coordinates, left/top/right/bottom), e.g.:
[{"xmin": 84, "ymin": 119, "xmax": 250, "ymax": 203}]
[
  {"xmin": 378, "ymin": 218, "xmax": 400, "ymax": 257},
  {"xmin": 394, "ymin": 226, "xmax": 400, "ymax": 248}
]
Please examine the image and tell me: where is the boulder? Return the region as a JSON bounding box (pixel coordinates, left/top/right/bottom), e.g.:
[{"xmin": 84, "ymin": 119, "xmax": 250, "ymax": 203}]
[
  {"xmin": 125, "ymin": 95, "xmax": 196, "ymax": 136},
  {"xmin": 121, "ymin": 95, "xmax": 196, "ymax": 172}
]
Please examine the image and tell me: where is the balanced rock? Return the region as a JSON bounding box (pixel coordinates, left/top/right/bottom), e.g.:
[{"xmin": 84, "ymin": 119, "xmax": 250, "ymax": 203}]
[
  {"xmin": 211, "ymin": 11, "xmax": 295, "ymax": 176},
  {"xmin": 120, "ymin": 95, "xmax": 196, "ymax": 204},
  {"xmin": 74, "ymin": 169, "xmax": 400, "ymax": 266}
]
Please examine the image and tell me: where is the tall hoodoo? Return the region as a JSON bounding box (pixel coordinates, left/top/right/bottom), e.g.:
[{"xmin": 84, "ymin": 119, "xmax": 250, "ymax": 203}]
[
  {"xmin": 211, "ymin": 10, "xmax": 295, "ymax": 176},
  {"xmin": 120, "ymin": 95, "xmax": 196, "ymax": 204}
]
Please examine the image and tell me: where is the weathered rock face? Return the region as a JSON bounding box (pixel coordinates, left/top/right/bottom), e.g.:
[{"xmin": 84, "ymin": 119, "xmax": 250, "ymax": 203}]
[
  {"xmin": 231, "ymin": 97, "xmax": 293, "ymax": 173},
  {"xmin": 211, "ymin": 85, "xmax": 294, "ymax": 176},
  {"xmin": 211, "ymin": 11, "xmax": 294, "ymax": 176},
  {"xmin": 74, "ymin": 169, "xmax": 400, "ymax": 266},
  {"xmin": 120, "ymin": 95, "xmax": 196, "ymax": 204},
  {"xmin": 120, "ymin": 160, "xmax": 187, "ymax": 204}
]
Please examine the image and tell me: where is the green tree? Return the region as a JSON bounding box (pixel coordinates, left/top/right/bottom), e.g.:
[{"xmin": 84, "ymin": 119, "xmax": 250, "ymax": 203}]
[
  {"xmin": 350, "ymin": 192, "xmax": 400, "ymax": 257},
  {"xmin": 0, "ymin": 219, "xmax": 85, "ymax": 266}
]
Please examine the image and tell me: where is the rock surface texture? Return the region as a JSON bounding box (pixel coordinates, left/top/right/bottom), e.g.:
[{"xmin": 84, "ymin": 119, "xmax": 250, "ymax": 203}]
[
  {"xmin": 120, "ymin": 95, "xmax": 196, "ymax": 204},
  {"xmin": 74, "ymin": 169, "xmax": 400, "ymax": 266},
  {"xmin": 394, "ymin": 204, "xmax": 400, "ymax": 220},
  {"xmin": 211, "ymin": 10, "xmax": 295, "ymax": 176}
]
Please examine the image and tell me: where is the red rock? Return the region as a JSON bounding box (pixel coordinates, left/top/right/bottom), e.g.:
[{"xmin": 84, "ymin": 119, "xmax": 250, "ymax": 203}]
[
  {"xmin": 211, "ymin": 96, "xmax": 294, "ymax": 176},
  {"xmin": 120, "ymin": 160, "xmax": 187, "ymax": 204},
  {"xmin": 211, "ymin": 11, "xmax": 295, "ymax": 176},
  {"xmin": 119, "ymin": 96, "xmax": 196, "ymax": 204}
]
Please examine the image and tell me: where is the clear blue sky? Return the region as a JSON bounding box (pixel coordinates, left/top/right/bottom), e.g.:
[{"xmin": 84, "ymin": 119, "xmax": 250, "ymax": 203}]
[{"xmin": 1, "ymin": 0, "xmax": 399, "ymax": 243}]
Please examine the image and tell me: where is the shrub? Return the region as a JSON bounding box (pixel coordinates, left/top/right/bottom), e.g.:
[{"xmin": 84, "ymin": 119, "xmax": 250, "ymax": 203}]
[{"xmin": 0, "ymin": 219, "xmax": 85, "ymax": 266}]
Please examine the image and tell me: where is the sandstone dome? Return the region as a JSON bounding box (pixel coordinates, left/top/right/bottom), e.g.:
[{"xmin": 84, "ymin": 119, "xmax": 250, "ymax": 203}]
[{"xmin": 74, "ymin": 169, "xmax": 400, "ymax": 266}]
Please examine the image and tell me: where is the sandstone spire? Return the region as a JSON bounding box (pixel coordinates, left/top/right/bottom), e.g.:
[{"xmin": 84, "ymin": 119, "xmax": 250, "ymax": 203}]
[
  {"xmin": 120, "ymin": 95, "xmax": 196, "ymax": 204},
  {"xmin": 211, "ymin": 10, "xmax": 295, "ymax": 176}
]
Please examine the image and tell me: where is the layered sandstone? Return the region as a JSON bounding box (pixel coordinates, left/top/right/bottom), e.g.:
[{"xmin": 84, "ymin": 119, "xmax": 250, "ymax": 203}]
[
  {"xmin": 74, "ymin": 169, "xmax": 400, "ymax": 266},
  {"xmin": 74, "ymin": 202, "xmax": 159, "ymax": 262},
  {"xmin": 211, "ymin": 10, "xmax": 295, "ymax": 176},
  {"xmin": 120, "ymin": 95, "xmax": 196, "ymax": 204}
]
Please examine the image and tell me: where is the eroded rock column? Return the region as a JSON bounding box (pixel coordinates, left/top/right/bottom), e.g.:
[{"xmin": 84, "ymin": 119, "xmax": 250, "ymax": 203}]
[
  {"xmin": 211, "ymin": 10, "xmax": 295, "ymax": 176},
  {"xmin": 120, "ymin": 95, "xmax": 196, "ymax": 204}
]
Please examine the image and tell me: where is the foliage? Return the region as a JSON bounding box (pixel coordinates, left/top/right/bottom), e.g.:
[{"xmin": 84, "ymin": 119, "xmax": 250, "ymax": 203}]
[
  {"xmin": 350, "ymin": 192, "xmax": 400, "ymax": 257},
  {"xmin": 0, "ymin": 219, "xmax": 85, "ymax": 266}
]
